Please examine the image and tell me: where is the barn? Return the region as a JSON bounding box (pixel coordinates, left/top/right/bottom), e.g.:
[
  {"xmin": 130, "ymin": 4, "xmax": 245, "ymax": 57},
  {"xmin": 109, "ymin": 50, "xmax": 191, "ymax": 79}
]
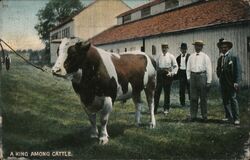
[
  {"xmin": 49, "ymin": 0, "xmax": 130, "ymax": 64},
  {"xmin": 91, "ymin": 0, "xmax": 250, "ymax": 87}
]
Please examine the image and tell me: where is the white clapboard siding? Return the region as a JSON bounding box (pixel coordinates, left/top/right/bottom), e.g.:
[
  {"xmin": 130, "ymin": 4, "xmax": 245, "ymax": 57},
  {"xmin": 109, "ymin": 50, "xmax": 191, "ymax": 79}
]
[{"xmin": 97, "ymin": 23, "xmax": 250, "ymax": 86}]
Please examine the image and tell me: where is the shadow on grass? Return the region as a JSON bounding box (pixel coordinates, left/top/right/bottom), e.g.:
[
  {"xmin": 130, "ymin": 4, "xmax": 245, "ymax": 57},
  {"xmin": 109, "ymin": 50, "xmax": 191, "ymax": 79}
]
[
  {"xmin": 45, "ymin": 121, "xmax": 134, "ymax": 148},
  {"xmin": 158, "ymin": 117, "xmax": 232, "ymax": 125}
]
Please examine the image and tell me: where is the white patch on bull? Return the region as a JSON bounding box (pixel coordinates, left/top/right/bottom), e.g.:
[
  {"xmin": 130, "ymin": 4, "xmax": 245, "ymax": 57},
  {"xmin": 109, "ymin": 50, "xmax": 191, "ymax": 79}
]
[
  {"xmin": 95, "ymin": 48, "xmax": 125, "ymax": 99},
  {"xmin": 116, "ymin": 82, "xmax": 133, "ymax": 101},
  {"xmin": 96, "ymin": 47, "xmax": 119, "ymax": 80},
  {"xmin": 143, "ymin": 55, "xmax": 156, "ymax": 86}
]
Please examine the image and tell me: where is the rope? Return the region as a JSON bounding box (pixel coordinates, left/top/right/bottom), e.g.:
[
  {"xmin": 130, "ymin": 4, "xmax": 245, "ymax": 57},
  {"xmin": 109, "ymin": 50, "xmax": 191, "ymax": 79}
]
[{"xmin": 0, "ymin": 38, "xmax": 46, "ymax": 72}]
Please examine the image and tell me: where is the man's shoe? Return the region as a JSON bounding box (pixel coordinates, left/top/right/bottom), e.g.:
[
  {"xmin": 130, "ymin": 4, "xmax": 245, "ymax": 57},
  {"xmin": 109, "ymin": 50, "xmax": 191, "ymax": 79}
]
[
  {"xmin": 190, "ymin": 118, "xmax": 197, "ymax": 122},
  {"xmin": 163, "ymin": 110, "xmax": 169, "ymax": 115},
  {"xmin": 222, "ymin": 118, "xmax": 229, "ymax": 122},
  {"xmin": 234, "ymin": 120, "xmax": 240, "ymax": 125},
  {"xmin": 201, "ymin": 117, "xmax": 208, "ymax": 123}
]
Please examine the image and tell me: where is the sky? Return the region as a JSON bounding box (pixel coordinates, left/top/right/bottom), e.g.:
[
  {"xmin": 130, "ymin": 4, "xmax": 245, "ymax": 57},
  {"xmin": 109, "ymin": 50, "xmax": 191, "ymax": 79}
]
[{"xmin": 0, "ymin": 0, "xmax": 150, "ymax": 50}]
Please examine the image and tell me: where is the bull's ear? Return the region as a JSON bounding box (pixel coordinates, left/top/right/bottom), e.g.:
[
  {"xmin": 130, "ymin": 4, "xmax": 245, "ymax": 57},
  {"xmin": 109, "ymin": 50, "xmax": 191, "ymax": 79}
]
[{"xmin": 75, "ymin": 41, "xmax": 91, "ymax": 53}]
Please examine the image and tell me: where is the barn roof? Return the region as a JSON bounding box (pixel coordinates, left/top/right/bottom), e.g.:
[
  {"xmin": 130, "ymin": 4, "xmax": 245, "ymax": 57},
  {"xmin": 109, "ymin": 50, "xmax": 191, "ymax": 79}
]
[{"xmin": 91, "ymin": 0, "xmax": 250, "ymax": 45}]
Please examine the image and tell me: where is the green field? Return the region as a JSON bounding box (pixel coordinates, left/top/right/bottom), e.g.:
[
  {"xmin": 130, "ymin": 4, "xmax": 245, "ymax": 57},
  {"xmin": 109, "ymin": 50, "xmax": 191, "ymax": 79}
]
[{"xmin": 1, "ymin": 57, "xmax": 250, "ymax": 159}]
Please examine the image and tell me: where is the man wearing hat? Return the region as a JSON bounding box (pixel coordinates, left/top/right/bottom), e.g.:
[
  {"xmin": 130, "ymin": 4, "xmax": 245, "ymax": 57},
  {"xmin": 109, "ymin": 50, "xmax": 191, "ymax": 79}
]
[
  {"xmin": 216, "ymin": 40, "xmax": 241, "ymax": 125},
  {"xmin": 176, "ymin": 43, "xmax": 190, "ymax": 107},
  {"xmin": 154, "ymin": 43, "xmax": 178, "ymax": 115},
  {"xmin": 186, "ymin": 40, "xmax": 212, "ymax": 121}
]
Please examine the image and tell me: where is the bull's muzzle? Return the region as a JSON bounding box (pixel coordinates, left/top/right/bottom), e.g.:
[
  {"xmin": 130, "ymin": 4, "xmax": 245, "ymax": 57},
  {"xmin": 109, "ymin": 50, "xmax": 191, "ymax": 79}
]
[{"xmin": 52, "ymin": 67, "xmax": 61, "ymax": 75}]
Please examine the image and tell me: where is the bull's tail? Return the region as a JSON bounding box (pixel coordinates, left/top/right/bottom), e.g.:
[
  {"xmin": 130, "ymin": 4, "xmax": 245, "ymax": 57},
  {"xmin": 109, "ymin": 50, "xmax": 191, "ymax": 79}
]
[{"xmin": 149, "ymin": 56, "xmax": 157, "ymax": 70}]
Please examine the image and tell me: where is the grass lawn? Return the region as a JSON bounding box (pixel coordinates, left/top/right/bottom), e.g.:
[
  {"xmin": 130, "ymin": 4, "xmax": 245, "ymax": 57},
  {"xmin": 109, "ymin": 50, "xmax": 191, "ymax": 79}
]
[{"xmin": 1, "ymin": 57, "xmax": 250, "ymax": 159}]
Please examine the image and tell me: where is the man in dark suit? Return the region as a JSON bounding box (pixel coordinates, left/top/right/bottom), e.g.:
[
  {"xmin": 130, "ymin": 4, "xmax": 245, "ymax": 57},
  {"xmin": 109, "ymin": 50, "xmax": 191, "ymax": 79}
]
[
  {"xmin": 216, "ymin": 40, "xmax": 242, "ymax": 125},
  {"xmin": 176, "ymin": 43, "xmax": 190, "ymax": 107}
]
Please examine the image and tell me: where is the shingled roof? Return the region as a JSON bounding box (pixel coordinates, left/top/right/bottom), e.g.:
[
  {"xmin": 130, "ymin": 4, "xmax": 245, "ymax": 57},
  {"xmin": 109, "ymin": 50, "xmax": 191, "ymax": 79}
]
[{"xmin": 91, "ymin": 0, "xmax": 250, "ymax": 45}]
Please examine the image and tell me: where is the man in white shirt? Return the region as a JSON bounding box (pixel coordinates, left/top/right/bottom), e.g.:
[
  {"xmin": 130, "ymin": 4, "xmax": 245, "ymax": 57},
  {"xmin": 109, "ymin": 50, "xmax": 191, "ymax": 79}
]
[
  {"xmin": 186, "ymin": 40, "xmax": 212, "ymax": 121},
  {"xmin": 176, "ymin": 43, "xmax": 190, "ymax": 107},
  {"xmin": 154, "ymin": 44, "xmax": 178, "ymax": 115}
]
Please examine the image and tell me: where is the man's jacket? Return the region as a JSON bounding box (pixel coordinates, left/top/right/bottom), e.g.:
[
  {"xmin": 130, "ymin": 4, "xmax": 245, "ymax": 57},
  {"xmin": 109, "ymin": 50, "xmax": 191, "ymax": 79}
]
[
  {"xmin": 175, "ymin": 53, "xmax": 190, "ymax": 80},
  {"xmin": 216, "ymin": 51, "xmax": 242, "ymax": 87}
]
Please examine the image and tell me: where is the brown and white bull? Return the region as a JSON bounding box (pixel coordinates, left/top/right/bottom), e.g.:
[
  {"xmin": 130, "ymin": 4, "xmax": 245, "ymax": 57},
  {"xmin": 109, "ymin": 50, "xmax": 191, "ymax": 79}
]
[{"xmin": 52, "ymin": 38, "xmax": 156, "ymax": 144}]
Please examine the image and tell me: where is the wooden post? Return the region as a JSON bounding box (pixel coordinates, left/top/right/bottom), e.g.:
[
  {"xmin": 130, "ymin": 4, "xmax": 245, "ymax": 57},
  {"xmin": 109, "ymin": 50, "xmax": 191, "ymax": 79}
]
[
  {"xmin": 0, "ymin": 42, "xmax": 3, "ymax": 159},
  {"xmin": 0, "ymin": 56, "xmax": 3, "ymax": 159}
]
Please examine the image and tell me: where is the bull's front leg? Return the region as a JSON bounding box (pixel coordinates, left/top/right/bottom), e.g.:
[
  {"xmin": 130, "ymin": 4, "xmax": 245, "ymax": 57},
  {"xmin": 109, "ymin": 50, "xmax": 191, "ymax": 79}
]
[
  {"xmin": 88, "ymin": 113, "xmax": 99, "ymax": 138},
  {"xmin": 99, "ymin": 97, "xmax": 112, "ymax": 145},
  {"xmin": 82, "ymin": 103, "xmax": 99, "ymax": 139}
]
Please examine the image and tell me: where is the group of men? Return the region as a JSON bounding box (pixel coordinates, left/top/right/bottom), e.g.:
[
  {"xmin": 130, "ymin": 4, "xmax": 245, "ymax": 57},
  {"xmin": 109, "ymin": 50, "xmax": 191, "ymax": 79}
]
[{"xmin": 153, "ymin": 39, "xmax": 241, "ymax": 125}]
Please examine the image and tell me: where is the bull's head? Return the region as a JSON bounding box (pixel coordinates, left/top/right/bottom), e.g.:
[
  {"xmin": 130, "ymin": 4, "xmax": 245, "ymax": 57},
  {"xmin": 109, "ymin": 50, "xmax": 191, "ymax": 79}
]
[{"xmin": 52, "ymin": 37, "xmax": 90, "ymax": 78}]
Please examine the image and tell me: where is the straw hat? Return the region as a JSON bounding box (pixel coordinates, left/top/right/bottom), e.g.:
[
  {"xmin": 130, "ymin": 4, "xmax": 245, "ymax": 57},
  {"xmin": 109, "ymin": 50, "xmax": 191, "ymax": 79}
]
[
  {"xmin": 220, "ymin": 40, "xmax": 233, "ymax": 49},
  {"xmin": 192, "ymin": 40, "xmax": 205, "ymax": 46}
]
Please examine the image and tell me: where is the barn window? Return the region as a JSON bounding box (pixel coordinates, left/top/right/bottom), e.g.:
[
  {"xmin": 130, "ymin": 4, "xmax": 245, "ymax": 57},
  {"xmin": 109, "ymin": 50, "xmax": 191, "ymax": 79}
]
[
  {"xmin": 65, "ymin": 27, "xmax": 70, "ymax": 38},
  {"xmin": 130, "ymin": 47, "xmax": 136, "ymax": 51},
  {"xmin": 123, "ymin": 14, "xmax": 131, "ymax": 23},
  {"xmin": 125, "ymin": 48, "xmax": 127, "ymax": 52},
  {"xmin": 51, "ymin": 32, "xmax": 59, "ymax": 40},
  {"xmin": 110, "ymin": 49, "xmax": 113, "ymax": 53},
  {"xmin": 56, "ymin": 47, "xmax": 59, "ymax": 57},
  {"xmin": 61, "ymin": 27, "xmax": 70, "ymax": 38},
  {"xmin": 141, "ymin": 46, "xmax": 145, "ymax": 52},
  {"xmin": 141, "ymin": 7, "xmax": 151, "ymax": 18},
  {"xmin": 152, "ymin": 45, "xmax": 156, "ymax": 55},
  {"xmin": 165, "ymin": 0, "xmax": 179, "ymax": 10}
]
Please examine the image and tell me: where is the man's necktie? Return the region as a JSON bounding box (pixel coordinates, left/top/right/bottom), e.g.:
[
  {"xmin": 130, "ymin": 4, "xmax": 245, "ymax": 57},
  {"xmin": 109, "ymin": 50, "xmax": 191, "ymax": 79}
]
[{"xmin": 221, "ymin": 55, "xmax": 225, "ymax": 70}]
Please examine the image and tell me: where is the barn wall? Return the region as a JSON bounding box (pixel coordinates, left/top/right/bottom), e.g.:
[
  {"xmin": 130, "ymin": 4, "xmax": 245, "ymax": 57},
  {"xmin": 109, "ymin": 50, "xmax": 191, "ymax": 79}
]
[
  {"xmin": 131, "ymin": 10, "xmax": 141, "ymax": 21},
  {"xmin": 50, "ymin": 21, "xmax": 74, "ymax": 64},
  {"xmin": 49, "ymin": 0, "xmax": 130, "ymax": 64},
  {"xmin": 145, "ymin": 23, "xmax": 250, "ymax": 86},
  {"xmin": 97, "ymin": 23, "xmax": 250, "ymax": 86},
  {"xmin": 151, "ymin": 2, "xmax": 165, "ymax": 15},
  {"xmin": 50, "ymin": 43, "xmax": 60, "ymax": 64},
  {"xmin": 50, "ymin": 21, "xmax": 74, "ymax": 39},
  {"xmin": 74, "ymin": 0, "xmax": 130, "ymax": 40},
  {"xmin": 98, "ymin": 40, "xmax": 142, "ymax": 53}
]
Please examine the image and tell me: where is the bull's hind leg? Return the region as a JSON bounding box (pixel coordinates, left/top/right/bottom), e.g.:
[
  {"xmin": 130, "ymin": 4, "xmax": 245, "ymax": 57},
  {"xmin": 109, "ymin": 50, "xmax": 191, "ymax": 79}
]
[
  {"xmin": 144, "ymin": 77, "xmax": 156, "ymax": 128},
  {"xmin": 132, "ymin": 92, "xmax": 143, "ymax": 127},
  {"xmin": 99, "ymin": 97, "xmax": 112, "ymax": 145}
]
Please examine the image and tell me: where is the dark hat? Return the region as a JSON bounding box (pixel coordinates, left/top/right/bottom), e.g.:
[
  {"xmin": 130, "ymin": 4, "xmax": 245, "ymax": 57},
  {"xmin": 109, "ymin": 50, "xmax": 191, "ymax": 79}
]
[
  {"xmin": 180, "ymin": 43, "xmax": 187, "ymax": 49},
  {"xmin": 217, "ymin": 38, "xmax": 224, "ymax": 48},
  {"xmin": 220, "ymin": 40, "xmax": 233, "ymax": 49},
  {"xmin": 192, "ymin": 40, "xmax": 205, "ymax": 46},
  {"xmin": 161, "ymin": 43, "xmax": 169, "ymax": 48}
]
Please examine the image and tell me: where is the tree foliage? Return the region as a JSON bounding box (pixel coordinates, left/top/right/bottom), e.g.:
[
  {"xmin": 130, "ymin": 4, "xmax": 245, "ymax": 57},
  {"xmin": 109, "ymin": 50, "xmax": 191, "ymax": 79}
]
[{"xmin": 35, "ymin": 0, "xmax": 83, "ymax": 47}]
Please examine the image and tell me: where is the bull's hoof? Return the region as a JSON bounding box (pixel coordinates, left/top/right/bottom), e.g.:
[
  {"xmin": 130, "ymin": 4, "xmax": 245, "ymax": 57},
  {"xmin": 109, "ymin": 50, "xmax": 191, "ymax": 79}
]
[
  {"xmin": 99, "ymin": 137, "xmax": 109, "ymax": 145},
  {"xmin": 149, "ymin": 122, "xmax": 156, "ymax": 129}
]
